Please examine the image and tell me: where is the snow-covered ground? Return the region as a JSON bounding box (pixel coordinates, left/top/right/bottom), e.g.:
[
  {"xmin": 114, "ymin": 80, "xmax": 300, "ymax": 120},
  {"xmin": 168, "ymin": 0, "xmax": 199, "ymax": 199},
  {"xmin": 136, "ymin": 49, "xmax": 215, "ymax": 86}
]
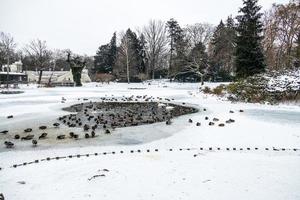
[{"xmin": 0, "ymin": 80, "xmax": 300, "ymax": 200}]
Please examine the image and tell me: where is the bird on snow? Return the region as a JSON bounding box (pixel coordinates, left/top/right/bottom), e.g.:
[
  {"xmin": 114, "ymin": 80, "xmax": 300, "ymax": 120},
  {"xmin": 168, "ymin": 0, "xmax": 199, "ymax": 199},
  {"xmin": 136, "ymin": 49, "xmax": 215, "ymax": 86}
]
[
  {"xmin": 4, "ymin": 141, "xmax": 14, "ymax": 148},
  {"xmin": 39, "ymin": 133, "xmax": 47, "ymax": 139}
]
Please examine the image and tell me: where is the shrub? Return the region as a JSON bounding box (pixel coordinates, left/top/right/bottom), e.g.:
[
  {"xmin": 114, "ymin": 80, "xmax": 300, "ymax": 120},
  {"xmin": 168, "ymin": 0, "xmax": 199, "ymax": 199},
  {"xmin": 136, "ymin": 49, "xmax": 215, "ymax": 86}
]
[
  {"xmin": 227, "ymin": 82, "xmax": 241, "ymax": 94},
  {"xmin": 203, "ymin": 86, "xmax": 211, "ymax": 94},
  {"xmin": 137, "ymin": 73, "xmax": 148, "ymax": 81},
  {"xmin": 212, "ymin": 85, "xmax": 225, "ymax": 95},
  {"xmin": 95, "ymin": 73, "xmax": 115, "ymax": 83}
]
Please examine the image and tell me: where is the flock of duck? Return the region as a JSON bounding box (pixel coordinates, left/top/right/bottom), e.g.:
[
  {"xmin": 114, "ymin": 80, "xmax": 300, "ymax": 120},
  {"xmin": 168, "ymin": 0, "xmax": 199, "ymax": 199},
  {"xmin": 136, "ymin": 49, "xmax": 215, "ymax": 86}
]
[{"xmin": 1, "ymin": 95, "xmax": 242, "ymax": 149}]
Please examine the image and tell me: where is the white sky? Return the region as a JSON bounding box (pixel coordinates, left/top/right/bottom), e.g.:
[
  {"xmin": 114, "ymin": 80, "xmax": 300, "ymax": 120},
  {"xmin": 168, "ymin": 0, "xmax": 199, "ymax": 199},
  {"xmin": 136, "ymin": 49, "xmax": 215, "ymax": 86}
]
[{"xmin": 0, "ymin": 0, "xmax": 289, "ymax": 55}]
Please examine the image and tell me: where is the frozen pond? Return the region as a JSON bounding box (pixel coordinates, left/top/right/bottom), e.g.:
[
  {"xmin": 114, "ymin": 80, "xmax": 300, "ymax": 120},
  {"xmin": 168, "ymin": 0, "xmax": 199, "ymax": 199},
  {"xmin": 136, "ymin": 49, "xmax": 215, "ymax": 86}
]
[
  {"xmin": 245, "ymin": 109, "xmax": 300, "ymax": 125},
  {"xmin": 1, "ymin": 82, "xmax": 300, "ymax": 200},
  {"xmin": 0, "ymin": 96, "xmax": 201, "ymax": 152}
]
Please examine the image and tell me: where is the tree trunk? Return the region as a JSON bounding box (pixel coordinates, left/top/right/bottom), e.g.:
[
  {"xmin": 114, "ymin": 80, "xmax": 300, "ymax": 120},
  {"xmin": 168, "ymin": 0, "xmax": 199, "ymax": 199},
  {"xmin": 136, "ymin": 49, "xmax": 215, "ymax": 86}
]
[
  {"xmin": 38, "ymin": 70, "xmax": 43, "ymax": 85},
  {"xmin": 152, "ymin": 62, "xmax": 155, "ymax": 80},
  {"xmin": 168, "ymin": 39, "xmax": 173, "ymax": 79},
  {"xmin": 151, "ymin": 50, "xmax": 155, "ymax": 80},
  {"xmin": 6, "ymin": 56, "xmax": 10, "ymax": 89},
  {"xmin": 126, "ymin": 52, "xmax": 130, "ymax": 84}
]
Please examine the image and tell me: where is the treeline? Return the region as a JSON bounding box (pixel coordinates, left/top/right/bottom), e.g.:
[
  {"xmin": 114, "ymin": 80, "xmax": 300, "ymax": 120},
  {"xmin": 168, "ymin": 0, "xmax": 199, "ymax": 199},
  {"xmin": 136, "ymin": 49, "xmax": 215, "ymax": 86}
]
[
  {"xmin": 94, "ymin": 20, "xmax": 216, "ymax": 82},
  {"xmin": 0, "ymin": 37, "xmax": 93, "ymax": 77},
  {"xmin": 1, "ymin": 0, "xmax": 299, "ymax": 83},
  {"xmin": 94, "ymin": 0, "xmax": 300, "ymax": 82},
  {"xmin": 263, "ymin": 1, "xmax": 300, "ymax": 69}
]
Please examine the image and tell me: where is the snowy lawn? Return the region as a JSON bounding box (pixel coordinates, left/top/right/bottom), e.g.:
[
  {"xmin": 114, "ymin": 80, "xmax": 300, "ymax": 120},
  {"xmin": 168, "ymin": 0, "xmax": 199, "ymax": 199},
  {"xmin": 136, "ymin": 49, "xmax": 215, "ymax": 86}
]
[{"xmin": 0, "ymin": 80, "xmax": 299, "ymax": 200}]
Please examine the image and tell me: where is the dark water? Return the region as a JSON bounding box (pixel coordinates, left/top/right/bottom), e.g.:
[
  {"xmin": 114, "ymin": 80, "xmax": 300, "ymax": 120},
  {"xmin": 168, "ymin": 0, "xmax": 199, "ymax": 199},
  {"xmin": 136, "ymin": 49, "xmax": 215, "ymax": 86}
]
[{"xmin": 245, "ymin": 109, "xmax": 300, "ymax": 124}]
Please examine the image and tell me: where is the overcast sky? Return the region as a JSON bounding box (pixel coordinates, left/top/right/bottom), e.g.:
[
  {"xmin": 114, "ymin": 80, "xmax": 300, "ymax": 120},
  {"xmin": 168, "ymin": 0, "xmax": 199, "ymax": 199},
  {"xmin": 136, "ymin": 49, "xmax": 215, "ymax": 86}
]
[{"xmin": 0, "ymin": 0, "xmax": 289, "ymax": 55}]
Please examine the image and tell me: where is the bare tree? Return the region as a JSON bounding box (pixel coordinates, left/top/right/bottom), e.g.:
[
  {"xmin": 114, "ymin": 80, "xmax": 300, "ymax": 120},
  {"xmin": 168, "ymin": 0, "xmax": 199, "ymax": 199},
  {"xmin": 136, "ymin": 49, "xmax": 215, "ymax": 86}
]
[
  {"xmin": 24, "ymin": 39, "xmax": 52, "ymax": 84},
  {"xmin": 275, "ymin": 1, "xmax": 300, "ymax": 68},
  {"xmin": 47, "ymin": 49, "xmax": 65, "ymax": 85},
  {"xmin": 143, "ymin": 20, "xmax": 169, "ymax": 79},
  {"xmin": 262, "ymin": 6, "xmax": 279, "ymax": 69},
  {"xmin": 117, "ymin": 31, "xmax": 130, "ymax": 83},
  {"xmin": 263, "ymin": 1, "xmax": 300, "ymax": 69},
  {"xmin": 184, "ymin": 23, "xmax": 215, "ymax": 49},
  {"xmin": 0, "ymin": 32, "xmax": 17, "ymax": 88},
  {"xmin": 115, "ymin": 29, "xmax": 145, "ymax": 83}
]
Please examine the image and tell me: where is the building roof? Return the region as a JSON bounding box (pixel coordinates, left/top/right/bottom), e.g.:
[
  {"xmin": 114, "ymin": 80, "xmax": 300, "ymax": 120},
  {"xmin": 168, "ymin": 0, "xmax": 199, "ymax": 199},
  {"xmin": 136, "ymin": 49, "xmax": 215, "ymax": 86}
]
[{"xmin": 0, "ymin": 72, "xmax": 27, "ymax": 75}]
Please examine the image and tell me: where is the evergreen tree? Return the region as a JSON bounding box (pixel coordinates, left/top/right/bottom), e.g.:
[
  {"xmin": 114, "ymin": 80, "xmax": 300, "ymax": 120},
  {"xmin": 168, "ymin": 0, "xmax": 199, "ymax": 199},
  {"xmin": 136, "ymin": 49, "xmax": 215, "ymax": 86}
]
[
  {"xmin": 189, "ymin": 42, "xmax": 208, "ymax": 69},
  {"xmin": 209, "ymin": 17, "xmax": 236, "ymax": 81},
  {"xmin": 235, "ymin": 0, "xmax": 265, "ymax": 78},
  {"xmin": 172, "ymin": 41, "xmax": 207, "ymax": 82},
  {"xmin": 108, "ymin": 32, "xmax": 117, "ymax": 69},
  {"xmin": 94, "ymin": 44, "xmax": 111, "ymax": 73},
  {"xmin": 137, "ymin": 34, "xmax": 148, "ymax": 73},
  {"xmin": 185, "ymin": 41, "xmax": 208, "ymax": 82},
  {"xmin": 126, "ymin": 29, "xmax": 143, "ymax": 74},
  {"xmin": 173, "ymin": 31, "xmax": 189, "ymax": 74},
  {"xmin": 224, "ymin": 16, "xmax": 236, "ymax": 74},
  {"xmin": 210, "ymin": 20, "xmax": 226, "ymax": 79},
  {"xmin": 94, "ymin": 32, "xmax": 117, "ymax": 73},
  {"xmin": 166, "ymin": 18, "xmax": 184, "ymax": 76}
]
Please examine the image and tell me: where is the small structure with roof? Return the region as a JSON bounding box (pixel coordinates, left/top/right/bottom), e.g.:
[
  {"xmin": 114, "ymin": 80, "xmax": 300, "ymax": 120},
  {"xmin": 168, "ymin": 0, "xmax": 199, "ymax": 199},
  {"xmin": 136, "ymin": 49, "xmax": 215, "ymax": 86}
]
[
  {"xmin": 0, "ymin": 61, "xmax": 28, "ymax": 85},
  {"xmin": 26, "ymin": 68, "xmax": 91, "ymax": 86}
]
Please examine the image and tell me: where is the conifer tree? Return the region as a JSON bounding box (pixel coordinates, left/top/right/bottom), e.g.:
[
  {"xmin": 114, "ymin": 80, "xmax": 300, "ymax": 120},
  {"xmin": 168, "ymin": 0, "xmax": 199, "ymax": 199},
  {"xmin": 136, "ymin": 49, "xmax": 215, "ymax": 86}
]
[
  {"xmin": 235, "ymin": 0, "xmax": 265, "ymax": 78},
  {"xmin": 108, "ymin": 32, "xmax": 117, "ymax": 69},
  {"xmin": 224, "ymin": 16, "xmax": 236, "ymax": 74},
  {"xmin": 210, "ymin": 20, "xmax": 226, "ymax": 79},
  {"xmin": 94, "ymin": 44, "xmax": 111, "ymax": 73},
  {"xmin": 94, "ymin": 32, "xmax": 117, "ymax": 73},
  {"xmin": 186, "ymin": 41, "xmax": 208, "ymax": 82},
  {"xmin": 166, "ymin": 18, "xmax": 184, "ymax": 76},
  {"xmin": 209, "ymin": 16, "xmax": 236, "ymax": 81},
  {"xmin": 173, "ymin": 31, "xmax": 189, "ymax": 76},
  {"xmin": 125, "ymin": 29, "xmax": 143, "ymax": 74},
  {"xmin": 137, "ymin": 34, "xmax": 148, "ymax": 73}
]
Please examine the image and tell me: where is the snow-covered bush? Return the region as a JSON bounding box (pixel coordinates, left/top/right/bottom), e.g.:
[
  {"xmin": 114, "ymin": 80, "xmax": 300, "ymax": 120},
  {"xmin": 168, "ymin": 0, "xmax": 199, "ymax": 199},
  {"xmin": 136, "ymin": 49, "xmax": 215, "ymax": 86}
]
[
  {"xmin": 226, "ymin": 69, "xmax": 300, "ymax": 104},
  {"xmin": 266, "ymin": 70, "xmax": 300, "ymax": 92}
]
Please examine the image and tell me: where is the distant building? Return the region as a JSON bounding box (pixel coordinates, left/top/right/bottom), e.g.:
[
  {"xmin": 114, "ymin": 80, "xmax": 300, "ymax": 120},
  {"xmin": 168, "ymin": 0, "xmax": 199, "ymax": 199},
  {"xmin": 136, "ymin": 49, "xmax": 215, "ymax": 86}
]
[
  {"xmin": 0, "ymin": 61, "xmax": 92, "ymax": 86},
  {"xmin": 0, "ymin": 61, "xmax": 28, "ymax": 84},
  {"xmin": 26, "ymin": 69, "xmax": 91, "ymax": 85}
]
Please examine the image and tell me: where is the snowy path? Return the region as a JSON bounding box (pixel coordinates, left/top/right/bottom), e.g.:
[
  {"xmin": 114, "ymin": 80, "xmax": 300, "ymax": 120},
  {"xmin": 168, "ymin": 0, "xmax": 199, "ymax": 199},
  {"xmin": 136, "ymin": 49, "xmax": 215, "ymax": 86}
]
[{"xmin": 0, "ymin": 81, "xmax": 300, "ymax": 200}]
